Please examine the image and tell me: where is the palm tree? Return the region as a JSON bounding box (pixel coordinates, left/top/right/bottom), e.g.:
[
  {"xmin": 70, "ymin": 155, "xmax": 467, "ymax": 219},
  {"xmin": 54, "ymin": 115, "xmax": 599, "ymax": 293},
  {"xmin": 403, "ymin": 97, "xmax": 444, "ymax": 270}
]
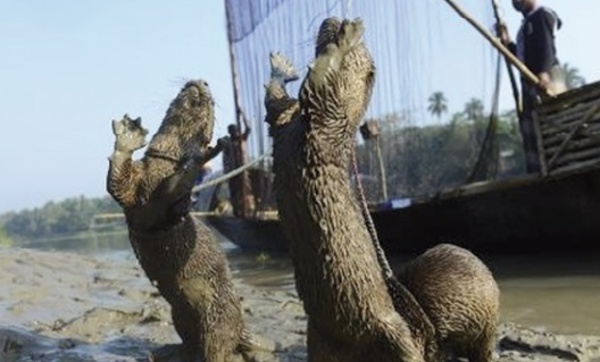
[
  {"xmin": 427, "ymin": 92, "xmax": 448, "ymax": 121},
  {"xmin": 464, "ymin": 98, "xmax": 485, "ymax": 122},
  {"xmin": 561, "ymin": 63, "xmax": 586, "ymax": 89}
]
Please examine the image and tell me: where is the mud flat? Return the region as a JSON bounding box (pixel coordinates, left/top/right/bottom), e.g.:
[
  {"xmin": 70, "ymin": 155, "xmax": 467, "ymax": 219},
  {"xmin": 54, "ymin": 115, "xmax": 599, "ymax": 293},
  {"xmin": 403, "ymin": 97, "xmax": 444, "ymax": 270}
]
[{"xmin": 1, "ymin": 247, "xmax": 599, "ymax": 361}]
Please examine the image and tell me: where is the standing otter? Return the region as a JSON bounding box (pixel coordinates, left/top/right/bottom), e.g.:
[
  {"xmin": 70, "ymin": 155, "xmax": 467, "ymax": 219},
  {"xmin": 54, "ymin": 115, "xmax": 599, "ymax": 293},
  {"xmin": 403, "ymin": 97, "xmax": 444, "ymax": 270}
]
[
  {"xmin": 266, "ymin": 18, "xmax": 499, "ymax": 362},
  {"xmin": 106, "ymin": 81, "xmax": 252, "ymax": 362},
  {"xmin": 267, "ymin": 19, "xmax": 422, "ymax": 362}
]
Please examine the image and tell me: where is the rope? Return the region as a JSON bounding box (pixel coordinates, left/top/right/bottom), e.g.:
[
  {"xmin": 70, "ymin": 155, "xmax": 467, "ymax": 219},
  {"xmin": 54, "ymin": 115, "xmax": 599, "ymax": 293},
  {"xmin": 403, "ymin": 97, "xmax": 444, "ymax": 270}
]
[
  {"xmin": 350, "ymin": 146, "xmax": 394, "ymax": 279},
  {"xmin": 192, "ymin": 152, "xmax": 271, "ymax": 193},
  {"xmin": 351, "ymin": 145, "xmax": 436, "ymax": 340}
]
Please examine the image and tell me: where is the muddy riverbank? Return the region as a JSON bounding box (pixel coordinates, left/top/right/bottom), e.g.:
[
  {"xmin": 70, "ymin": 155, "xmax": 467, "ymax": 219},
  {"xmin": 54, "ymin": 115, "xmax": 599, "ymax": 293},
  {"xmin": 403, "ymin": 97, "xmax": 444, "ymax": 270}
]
[{"xmin": 1, "ymin": 247, "xmax": 600, "ymax": 361}]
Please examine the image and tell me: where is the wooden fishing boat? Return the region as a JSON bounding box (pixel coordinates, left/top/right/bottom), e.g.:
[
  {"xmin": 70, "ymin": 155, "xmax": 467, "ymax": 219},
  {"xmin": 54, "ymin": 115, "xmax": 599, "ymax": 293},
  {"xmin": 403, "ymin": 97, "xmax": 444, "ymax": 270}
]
[
  {"xmin": 203, "ymin": 76, "xmax": 600, "ymax": 255},
  {"xmin": 201, "ymin": 0, "xmax": 600, "ymax": 255}
]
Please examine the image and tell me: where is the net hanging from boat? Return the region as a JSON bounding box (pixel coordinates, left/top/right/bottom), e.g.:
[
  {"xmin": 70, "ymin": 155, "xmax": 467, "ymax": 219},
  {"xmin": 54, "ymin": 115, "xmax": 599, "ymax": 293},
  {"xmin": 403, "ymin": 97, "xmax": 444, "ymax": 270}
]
[{"xmin": 225, "ymin": 0, "xmax": 506, "ymax": 200}]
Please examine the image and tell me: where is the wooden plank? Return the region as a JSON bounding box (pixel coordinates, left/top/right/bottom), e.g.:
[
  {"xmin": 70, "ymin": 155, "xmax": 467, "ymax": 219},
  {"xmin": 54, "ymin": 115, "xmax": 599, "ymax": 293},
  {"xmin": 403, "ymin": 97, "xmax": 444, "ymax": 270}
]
[
  {"xmin": 546, "ymin": 100, "xmax": 600, "ymax": 170},
  {"xmin": 544, "ymin": 124, "xmax": 600, "ymax": 148},
  {"xmin": 550, "ymin": 159, "xmax": 600, "ymax": 176},
  {"xmin": 541, "ymin": 106, "xmax": 600, "ymax": 130},
  {"xmin": 532, "ymin": 108, "xmax": 549, "ymax": 175},
  {"xmin": 540, "ymin": 106, "xmax": 596, "ymax": 131},
  {"xmin": 545, "ymin": 137, "xmax": 600, "ymax": 157},
  {"xmin": 538, "ymin": 81, "xmax": 600, "ymax": 114},
  {"xmin": 552, "ymin": 147, "xmax": 600, "ymax": 168}
]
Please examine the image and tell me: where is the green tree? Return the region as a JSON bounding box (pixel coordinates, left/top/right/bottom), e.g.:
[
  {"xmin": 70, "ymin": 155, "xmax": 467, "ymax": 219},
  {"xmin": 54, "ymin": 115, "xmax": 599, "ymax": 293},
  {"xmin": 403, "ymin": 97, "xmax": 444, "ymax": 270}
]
[
  {"xmin": 0, "ymin": 227, "xmax": 13, "ymax": 246},
  {"xmin": 0, "ymin": 195, "xmax": 121, "ymax": 242},
  {"xmin": 464, "ymin": 98, "xmax": 485, "ymax": 122},
  {"xmin": 562, "ymin": 63, "xmax": 586, "ymax": 89},
  {"xmin": 427, "ymin": 91, "xmax": 448, "ymax": 121}
]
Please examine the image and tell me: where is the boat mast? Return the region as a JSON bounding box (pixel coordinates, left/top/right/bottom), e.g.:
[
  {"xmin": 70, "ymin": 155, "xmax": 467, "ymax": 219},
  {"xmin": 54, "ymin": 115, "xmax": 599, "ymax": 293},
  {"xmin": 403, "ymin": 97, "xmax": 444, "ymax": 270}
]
[
  {"xmin": 224, "ymin": 0, "xmax": 251, "ymax": 217},
  {"xmin": 225, "ymin": 0, "xmax": 244, "ymax": 131}
]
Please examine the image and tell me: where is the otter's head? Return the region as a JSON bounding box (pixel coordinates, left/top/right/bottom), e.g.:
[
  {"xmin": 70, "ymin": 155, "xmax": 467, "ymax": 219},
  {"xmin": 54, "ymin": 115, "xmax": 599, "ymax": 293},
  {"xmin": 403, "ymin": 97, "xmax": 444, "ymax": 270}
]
[
  {"xmin": 314, "ymin": 18, "xmax": 376, "ymax": 133},
  {"xmin": 154, "ymin": 80, "xmax": 215, "ymax": 156}
]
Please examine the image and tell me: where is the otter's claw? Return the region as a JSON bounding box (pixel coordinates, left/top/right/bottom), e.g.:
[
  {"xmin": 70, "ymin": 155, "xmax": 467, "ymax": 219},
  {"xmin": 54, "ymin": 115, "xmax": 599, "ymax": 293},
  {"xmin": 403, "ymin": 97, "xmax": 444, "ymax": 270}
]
[
  {"xmin": 307, "ymin": 19, "xmax": 365, "ymax": 87},
  {"xmin": 337, "ymin": 19, "xmax": 365, "ymax": 54},
  {"xmin": 112, "ymin": 114, "xmax": 149, "ymax": 153},
  {"xmin": 269, "ymin": 52, "xmax": 299, "ymax": 84}
]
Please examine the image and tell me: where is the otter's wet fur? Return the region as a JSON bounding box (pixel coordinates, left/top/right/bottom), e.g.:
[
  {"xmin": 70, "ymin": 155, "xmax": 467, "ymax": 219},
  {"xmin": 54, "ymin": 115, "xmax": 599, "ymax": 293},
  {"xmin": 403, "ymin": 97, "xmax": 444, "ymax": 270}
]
[
  {"xmin": 106, "ymin": 81, "xmax": 250, "ymax": 362},
  {"xmin": 266, "ymin": 18, "xmax": 499, "ymax": 362},
  {"xmin": 267, "ymin": 19, "xmax": 421, "ymax": 362}
]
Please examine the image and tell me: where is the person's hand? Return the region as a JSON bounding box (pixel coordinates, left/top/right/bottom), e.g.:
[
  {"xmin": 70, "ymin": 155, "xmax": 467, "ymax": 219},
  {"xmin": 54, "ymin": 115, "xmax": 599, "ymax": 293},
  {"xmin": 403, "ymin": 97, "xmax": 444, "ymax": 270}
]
[
  {"xmin": 538, "ymin": 72, "xmax": 551, "ymax": 89},
  {"xmin": 537, "ymin": 72, "xmax": 556, "ymax": 98},
  {"xmin": 495, "ymin": 22, "xmax": 510, "ymax": 45}
]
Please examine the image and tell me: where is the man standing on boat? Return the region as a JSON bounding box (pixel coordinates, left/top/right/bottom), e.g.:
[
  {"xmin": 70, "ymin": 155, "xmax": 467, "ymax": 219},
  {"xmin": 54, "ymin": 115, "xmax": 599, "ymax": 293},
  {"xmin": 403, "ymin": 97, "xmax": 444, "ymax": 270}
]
[
  {"xmin": 498, "ymin": 0, "xmax": 564, "ymax": 174},
  {"xmin": 221, "ymin": 120, "xmax": 256, "ymax": 218}
]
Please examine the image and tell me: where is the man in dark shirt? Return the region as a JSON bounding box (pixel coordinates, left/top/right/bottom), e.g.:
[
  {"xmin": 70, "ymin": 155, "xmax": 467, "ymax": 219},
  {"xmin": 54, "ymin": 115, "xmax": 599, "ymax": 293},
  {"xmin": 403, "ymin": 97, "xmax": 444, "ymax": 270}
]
[
  {"xmin": 221, "ymin": 123, "xmax": 255, "ymax": 217},
  {"xmin": 499, "ymin": 0, "xmax": 564, "ymax": 174}
]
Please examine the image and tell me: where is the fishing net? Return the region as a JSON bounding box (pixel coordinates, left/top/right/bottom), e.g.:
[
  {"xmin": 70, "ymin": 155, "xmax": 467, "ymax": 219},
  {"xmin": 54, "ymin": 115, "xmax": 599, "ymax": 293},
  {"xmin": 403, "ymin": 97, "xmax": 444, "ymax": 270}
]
[{"xmin": 225, "ymin": 0, "xmax": 507, "ymax": 200}]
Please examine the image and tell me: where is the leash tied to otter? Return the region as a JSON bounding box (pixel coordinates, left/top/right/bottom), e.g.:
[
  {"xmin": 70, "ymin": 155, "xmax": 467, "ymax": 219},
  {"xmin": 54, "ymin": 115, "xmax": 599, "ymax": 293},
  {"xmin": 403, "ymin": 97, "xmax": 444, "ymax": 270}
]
[
  {"xmin": 192, "ymin": 152, "xmax": 271, "ymax": 193},
  {"xmin": 350, "ymin": 146, "xmax": 435, "ymax": 342}
]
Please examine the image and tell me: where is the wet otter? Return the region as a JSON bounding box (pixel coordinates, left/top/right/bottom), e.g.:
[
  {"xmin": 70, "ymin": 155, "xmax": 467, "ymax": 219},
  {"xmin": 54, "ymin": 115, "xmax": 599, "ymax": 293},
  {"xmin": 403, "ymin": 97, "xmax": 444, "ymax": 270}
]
[
  {"xmin": 106, "ymin": 81, "xmax": 252, "ymax": 362},
  {"xmin": 267, "ymin": 19, "xmax": 422, "ymax": 362},
  {"xmin": 266, "ymin": 18, "xmax": 499, "ymax": 362}
]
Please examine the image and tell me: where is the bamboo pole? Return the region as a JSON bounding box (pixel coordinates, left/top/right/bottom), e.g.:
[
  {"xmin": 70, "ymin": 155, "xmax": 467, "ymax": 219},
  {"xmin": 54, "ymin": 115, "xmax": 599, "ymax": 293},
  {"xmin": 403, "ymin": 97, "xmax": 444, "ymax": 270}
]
[
  {"xmin": 443, "ymin": 0, "xmax": 550, "ymax": 97},
  {"xmin": 224, "ymin": 1, "xmax": 252, "ymax": 218},
  {"xmin": 224, "ymin": 1, "xmax": 244, "ymax": 131},
  {"xmin": 491, "ymin": 0, "xmax": 522, "ymax": 114},
  {"xmin": 374, "ymin": 138, "xmax": 388, "ymax": 201}
]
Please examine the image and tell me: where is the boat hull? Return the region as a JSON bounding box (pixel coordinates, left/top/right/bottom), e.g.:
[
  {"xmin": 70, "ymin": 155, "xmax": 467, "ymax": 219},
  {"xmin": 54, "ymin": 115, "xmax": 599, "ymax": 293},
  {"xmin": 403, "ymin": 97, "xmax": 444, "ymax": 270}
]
[{"xmin": 206, "ymin": 164, "xmax": 600, "ymax": 255}]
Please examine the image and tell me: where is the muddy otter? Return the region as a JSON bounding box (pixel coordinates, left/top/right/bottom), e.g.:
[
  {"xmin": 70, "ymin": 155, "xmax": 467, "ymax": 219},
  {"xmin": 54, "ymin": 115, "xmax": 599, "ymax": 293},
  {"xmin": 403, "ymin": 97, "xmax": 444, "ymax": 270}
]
[
  {"xmin": 106, "ymin": 81, "xmax": 253, "ymax": 362},
  {"xmin": 267, "ymin": 19, "xmax": 422, "ymax": 362},
  {"xmin": 266, "ymin": 18, "xmax": 499, "ymax": 362}
]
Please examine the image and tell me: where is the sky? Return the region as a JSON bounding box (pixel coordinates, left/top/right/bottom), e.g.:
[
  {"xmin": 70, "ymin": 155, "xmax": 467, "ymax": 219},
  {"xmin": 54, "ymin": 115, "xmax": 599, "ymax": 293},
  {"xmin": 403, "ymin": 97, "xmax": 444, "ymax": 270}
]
[{"xmin": 1, "ymin": 0, "xmax": 599, "ymax": 214}]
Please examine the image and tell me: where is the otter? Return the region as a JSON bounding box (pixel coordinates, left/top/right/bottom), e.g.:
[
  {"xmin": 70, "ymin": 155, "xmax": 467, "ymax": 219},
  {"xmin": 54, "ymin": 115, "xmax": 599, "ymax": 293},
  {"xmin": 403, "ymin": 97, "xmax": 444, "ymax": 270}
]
[
  {"xmin": 106, "ymin": 81, "xmax": 253, "ymax": 362},
  {"xmin": 265, "ymin": 18, "xmax": 499, "ymax": 362}
]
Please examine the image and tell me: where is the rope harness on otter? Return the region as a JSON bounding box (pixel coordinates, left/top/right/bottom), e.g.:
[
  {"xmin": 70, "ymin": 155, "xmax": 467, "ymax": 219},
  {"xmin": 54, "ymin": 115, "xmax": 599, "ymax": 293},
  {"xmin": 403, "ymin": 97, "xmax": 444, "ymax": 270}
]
[
  {"xmin": 351, "ymin": 145, "xmax": 436, "ymax": 343},
  {"xmin": 145, "ymin": 149, "xmax": 183, "ymax": 164},
  {"xmin": 191, "ymin": 152, "xmax": 271, "ymax": 193}
]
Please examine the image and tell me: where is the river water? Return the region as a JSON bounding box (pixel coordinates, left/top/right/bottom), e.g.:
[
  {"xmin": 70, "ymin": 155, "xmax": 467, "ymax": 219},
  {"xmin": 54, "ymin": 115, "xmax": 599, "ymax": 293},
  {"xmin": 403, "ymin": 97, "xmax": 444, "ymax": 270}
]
[{"xmin": 19, "ymin": 228, "xmax": 600, "ymax": 336}]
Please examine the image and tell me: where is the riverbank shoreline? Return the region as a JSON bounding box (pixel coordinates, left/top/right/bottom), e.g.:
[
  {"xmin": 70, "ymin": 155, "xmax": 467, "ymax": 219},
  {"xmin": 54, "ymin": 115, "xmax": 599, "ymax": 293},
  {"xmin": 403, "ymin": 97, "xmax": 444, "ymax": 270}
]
[{"xmin": 1, "ymin": 247, "xmax": 599, "ymax": 361}]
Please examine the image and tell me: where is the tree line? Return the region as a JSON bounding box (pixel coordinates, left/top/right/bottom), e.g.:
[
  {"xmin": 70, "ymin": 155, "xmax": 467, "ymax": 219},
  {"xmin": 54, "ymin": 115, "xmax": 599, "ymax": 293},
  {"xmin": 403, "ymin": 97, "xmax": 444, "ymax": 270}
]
[
  {"xmin": 355, "ymin": 63, "xmax": 587, "ymax": 202},
  {"xmin": 0, "ymin": 196, "xmax": 121, "ymax": 244},
  {"xmin": 356, "ymin": 107, "xmax": 524, "ymax": 202}
]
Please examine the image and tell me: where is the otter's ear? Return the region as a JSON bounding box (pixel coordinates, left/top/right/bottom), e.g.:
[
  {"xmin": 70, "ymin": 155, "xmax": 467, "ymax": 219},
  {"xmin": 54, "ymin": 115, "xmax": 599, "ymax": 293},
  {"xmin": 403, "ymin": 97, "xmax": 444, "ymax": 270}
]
[{"xmin": 112, "ymin": 119, "xmax": 124, "ymax": 135}]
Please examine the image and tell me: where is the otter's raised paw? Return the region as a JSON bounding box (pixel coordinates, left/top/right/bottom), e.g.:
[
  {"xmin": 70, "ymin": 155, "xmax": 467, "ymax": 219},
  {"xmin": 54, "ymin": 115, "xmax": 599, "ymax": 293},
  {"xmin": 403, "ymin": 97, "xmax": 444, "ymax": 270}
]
[
  {"xmin": 269, "ymin": 52, "xmax": 299, "ymax": 84},
  {"xmin": 308, "ymin": 18, "xmax": 365, "ymax": 80},
  {"xmin": 336, "ymin": 19, "xmax": 365, "ymax": 55},
  {"xmin": 111, "ymin": 114, "xmax": 149, "ymax": 153}
]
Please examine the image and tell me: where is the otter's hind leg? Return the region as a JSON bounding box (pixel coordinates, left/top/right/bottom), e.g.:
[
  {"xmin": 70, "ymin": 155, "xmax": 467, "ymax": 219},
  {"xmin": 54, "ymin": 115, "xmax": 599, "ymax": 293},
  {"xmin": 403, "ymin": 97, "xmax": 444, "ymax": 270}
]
[
  {"xmin": 371, "ymin": 313, "xmax": 424, "ymax": 362},
  {"xmin": 170, "ymin": 306, "xmax": 202, "ymax": 360},
  {"xmin": 466, "ymin": 324, "xmax": 496, "ymax": 362},
  {"xmin": 306, "ymin": 319, "xmax": 350, "ymax": 362}
]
